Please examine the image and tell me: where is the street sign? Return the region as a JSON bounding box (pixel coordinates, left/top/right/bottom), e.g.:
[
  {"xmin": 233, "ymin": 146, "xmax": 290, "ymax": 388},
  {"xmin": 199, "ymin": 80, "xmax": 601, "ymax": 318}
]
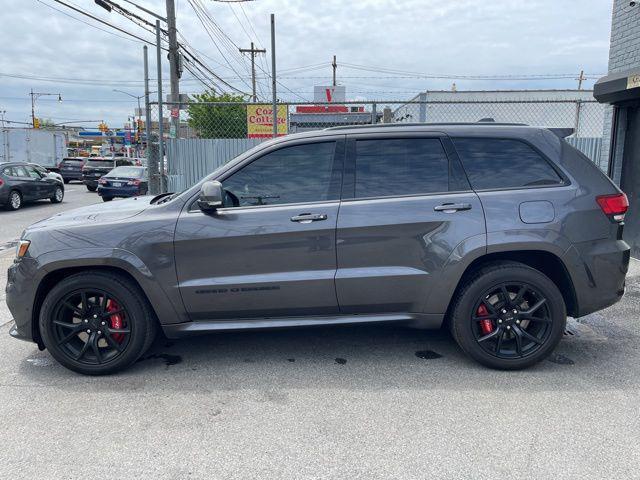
[{"xmin": 246, "ymin": 104, "xmax": 287, "ymax": 138}]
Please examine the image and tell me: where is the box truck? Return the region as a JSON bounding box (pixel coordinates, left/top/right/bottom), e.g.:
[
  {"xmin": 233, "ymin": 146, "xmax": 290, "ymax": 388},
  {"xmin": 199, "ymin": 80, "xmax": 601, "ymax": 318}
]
[{"xmin": 0, "ymin": 128, "xmax": 66, "ymax": 171}]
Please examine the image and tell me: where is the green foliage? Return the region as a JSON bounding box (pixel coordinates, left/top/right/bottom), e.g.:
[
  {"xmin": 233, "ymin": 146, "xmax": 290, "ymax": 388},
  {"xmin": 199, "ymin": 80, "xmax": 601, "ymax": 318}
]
[{"xmin": 187, "ymin": 91, "xmax": 248, "ymax": 138}]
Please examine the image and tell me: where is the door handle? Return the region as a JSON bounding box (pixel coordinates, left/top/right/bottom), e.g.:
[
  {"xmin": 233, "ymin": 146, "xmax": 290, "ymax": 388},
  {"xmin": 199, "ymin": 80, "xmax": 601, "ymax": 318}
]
[
  {"xmin": 290, "ymin": 213, "xmax": 328, "ymax": 223},
  {"xmin": 434, "ymin": 203, "xmax": 472, "ymax": 213}
]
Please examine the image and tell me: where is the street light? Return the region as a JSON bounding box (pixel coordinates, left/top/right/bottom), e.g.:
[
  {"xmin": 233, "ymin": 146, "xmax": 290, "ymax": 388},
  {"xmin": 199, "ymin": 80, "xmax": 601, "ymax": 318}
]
[{"xmin": 29, "ymin": 90, "xmax": 63, "ymax": 127}]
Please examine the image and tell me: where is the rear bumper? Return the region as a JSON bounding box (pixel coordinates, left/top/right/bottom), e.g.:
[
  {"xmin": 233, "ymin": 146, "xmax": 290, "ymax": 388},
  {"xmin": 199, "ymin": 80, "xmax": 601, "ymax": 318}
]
[
  {"xmin": 83, "ymin": 178, "xmax": 100, "ymax": 188},
  {"xmin": 565, "ymin": 239, "xmax": 630, "ymax": 317},
  {"xmin": 97, "ymin": 185, "xmax": 141, "ymax": 198},
  {"xmin": 61, "ymin": 171, "xmax": 83, "ymax": 180}
]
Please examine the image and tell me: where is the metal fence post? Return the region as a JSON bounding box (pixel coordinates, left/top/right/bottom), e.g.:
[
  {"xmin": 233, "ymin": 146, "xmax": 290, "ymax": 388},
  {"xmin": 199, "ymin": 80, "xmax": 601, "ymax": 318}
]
[
  {"xmin": 419, "ymin": 92, "xmax": 427, "ymax": 123},
  {"xmin": 371, "ymin": 102, "xmax": 377, "ymax": 124}
]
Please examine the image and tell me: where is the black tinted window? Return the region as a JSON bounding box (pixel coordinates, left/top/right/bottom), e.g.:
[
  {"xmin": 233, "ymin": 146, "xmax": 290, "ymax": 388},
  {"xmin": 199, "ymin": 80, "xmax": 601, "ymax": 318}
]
[
  {"xmin": 453, "ymin": 138, "xmax": 563, "ymax": 190},
  {"xmin": 223, "ymin": 142, "xmax": 338, "ymax": 207},
  {"xmin": 355, "ymin": 138, "xmax": 449, "ymax": 198},
  {"xmin": 86, "ymin": 160, "xmax": 114, "ymax": 168}
]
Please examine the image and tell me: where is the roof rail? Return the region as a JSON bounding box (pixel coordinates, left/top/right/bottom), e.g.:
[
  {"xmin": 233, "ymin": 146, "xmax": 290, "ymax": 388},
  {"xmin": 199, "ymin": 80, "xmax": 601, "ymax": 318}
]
[{"xmin": 324, "ymin": 121, "xmax": 528, "ymax": 131}]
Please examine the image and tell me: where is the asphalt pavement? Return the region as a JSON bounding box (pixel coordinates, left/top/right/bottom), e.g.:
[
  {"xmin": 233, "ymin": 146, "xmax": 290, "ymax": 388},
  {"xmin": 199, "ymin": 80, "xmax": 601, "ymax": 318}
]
[{"xmin": 0, "ymin": 192, "xmax": 639, "ymax": 479}]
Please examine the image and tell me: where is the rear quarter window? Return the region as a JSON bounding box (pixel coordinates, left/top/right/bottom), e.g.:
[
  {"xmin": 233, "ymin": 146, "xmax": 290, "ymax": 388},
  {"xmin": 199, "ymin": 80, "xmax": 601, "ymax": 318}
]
[{"xmin": 452, "ymin": 138, "xmax": 564, "ymax": 190}]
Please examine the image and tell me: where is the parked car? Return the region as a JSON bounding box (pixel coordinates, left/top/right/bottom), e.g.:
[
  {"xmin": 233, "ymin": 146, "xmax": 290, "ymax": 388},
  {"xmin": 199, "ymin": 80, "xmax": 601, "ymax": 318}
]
[
  {"xmin": 58, "ymin": 157, "xmax": 85, "ymax": 183},
  {"xmin": 6, "ymin": 124, "xmax": 630, "ymax": 375},
  {"xmin": 29, "ymin": 163, "xmax": 64, "ymax": 185},
  {"xmin": 0, "ymin": 162, "xmax": 64, "ymax": 210},
  {"xmin": 97, "ymin": 166, "xmax": 148, "ymax": 201},
  {"xmin": 82, "ymin": 158, "xmax": 133, "ymax": 191}
]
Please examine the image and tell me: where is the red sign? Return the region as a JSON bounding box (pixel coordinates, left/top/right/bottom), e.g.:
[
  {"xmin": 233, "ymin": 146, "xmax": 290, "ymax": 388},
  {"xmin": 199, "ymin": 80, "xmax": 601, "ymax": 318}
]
[{"xmin": 170, "ymin": 107, "xmax": 179, "ymax": 118}]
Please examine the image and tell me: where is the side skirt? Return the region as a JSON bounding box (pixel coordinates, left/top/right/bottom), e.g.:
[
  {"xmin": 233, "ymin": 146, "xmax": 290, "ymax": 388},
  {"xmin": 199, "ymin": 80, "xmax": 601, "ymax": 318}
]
[{"xmin": 162, "ymin": 313, "xmax": 444, "ymax": 338}]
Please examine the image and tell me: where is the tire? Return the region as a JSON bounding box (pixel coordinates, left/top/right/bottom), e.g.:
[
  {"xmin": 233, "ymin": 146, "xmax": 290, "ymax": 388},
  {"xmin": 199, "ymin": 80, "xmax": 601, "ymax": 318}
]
[
  {"xmin": 449, "ymin": 262, "xmax": 566, "ymax": 370},
  {"xmin": 6, "ymin": 190, "xmax": 21, "ymax": 211},
  {"xmin": 39, "ymin": 271, "xmax": 157, "ymax": 375},
  {"xmin": 63, "ymin": 179, "xmax": 69, "ymax": 184},
  {"xmin": 51, "ymin": 185, "xmax": 64, "ymax": 203},
  {"xmin": 86, "ymin": 185, "xmax": 97, "ymax": 192},
  {"xmin": 102, "ymin": 196, "xmax": 113, "ymax": 202}
]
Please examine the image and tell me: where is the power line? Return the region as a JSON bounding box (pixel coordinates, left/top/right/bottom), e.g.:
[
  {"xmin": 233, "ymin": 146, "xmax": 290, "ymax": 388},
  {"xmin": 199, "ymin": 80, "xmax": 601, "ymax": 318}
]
[{"xmin": 46, "ymin": 0, "xmax": 158, "ymax": 46}]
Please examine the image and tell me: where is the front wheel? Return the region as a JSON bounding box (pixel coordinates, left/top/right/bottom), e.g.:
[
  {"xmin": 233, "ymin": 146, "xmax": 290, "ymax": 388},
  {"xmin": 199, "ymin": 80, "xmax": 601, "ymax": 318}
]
[
  {"xmin": 6, "ymin": 190, "xmax": 21, "ymax": 210},
  {"xmin": 449, "ymin": 262, "xmax": 566, "ymax": 370},
  {"xmin": 39, "ymin": 271, "xmax": 156, "ymax": 375},
  {"xmin": 51, "ymin": 186, "xmax": 64, "ymax": 203}
]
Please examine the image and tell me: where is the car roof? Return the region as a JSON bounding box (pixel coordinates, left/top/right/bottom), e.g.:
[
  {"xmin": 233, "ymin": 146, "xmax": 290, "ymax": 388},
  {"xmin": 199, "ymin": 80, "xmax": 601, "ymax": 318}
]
[{"xmin": 0, "ymin": 162, "xmax": 28, "ymax": 166}]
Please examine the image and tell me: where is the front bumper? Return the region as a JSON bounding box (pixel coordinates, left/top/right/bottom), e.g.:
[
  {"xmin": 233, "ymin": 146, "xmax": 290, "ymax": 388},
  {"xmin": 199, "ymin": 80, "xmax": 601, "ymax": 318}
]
[{"xmin": 6, "ymin": 258, "xmax": 39, "ymax": 344}]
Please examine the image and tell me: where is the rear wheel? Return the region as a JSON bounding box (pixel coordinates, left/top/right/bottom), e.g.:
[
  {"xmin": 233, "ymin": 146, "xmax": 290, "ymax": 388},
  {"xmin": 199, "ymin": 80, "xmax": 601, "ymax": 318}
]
[
  {"xmin": 450, "ymin": 262, "xmax": 566, "ymax": 370},
  {"xmin": 51, "ymin": 185, "xmax": 64, "ymax": 203},
  {"xmin": 63, "ymin": 178, "xmax": 69, "ymax": 184},
  {"xmin": 39, "ymin": 271, "xmax": 156, "ymax": 375},
  {"xmin": 6, "ymin": 190, "xmax": 21, "ymax": 211},
  {"xmin": 86, "ymin": 185, "xmax": 97, "ymax": 192},
  {"xmin": 102, "ymin": 196, "xmax": 113, "ymax": 202}
]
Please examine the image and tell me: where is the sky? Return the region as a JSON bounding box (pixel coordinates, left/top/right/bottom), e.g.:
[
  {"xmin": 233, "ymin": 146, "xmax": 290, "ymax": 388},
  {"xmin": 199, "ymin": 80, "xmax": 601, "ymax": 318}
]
[{"xmin": 0, "ymin": 0, "xmax": 615, "ymax": 129}]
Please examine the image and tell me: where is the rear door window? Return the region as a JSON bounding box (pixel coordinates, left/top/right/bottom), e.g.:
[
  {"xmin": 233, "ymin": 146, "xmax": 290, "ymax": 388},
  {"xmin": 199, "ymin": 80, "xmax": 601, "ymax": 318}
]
[
  {"xmin": 354, "ymin": 138, "xmax": 450, "ymax": 198},
  {"xmin": 13, "ymin": 166, "xmax": 29, "ymax": 178},
  {"xmin": 452, "ymin": 138, "xmax": 563, "ymax": 190}
]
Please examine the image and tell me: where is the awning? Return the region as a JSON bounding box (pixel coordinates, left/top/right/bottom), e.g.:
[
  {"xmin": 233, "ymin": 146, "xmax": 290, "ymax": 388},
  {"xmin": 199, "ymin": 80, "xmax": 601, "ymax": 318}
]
[{"xmin": 594, "ymin": 70, "xmax": 640, "ymax": 105}]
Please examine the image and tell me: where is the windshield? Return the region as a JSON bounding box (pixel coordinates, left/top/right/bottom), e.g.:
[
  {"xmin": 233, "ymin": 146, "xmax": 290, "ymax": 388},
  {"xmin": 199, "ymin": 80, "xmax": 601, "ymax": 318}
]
[
  {"xmin": 85, "ymin": 159, "xmax": 114, "ymax": 168},
  {"xmin": 106, "ymin": 166, "xmax": 146, "ymax": 178}
]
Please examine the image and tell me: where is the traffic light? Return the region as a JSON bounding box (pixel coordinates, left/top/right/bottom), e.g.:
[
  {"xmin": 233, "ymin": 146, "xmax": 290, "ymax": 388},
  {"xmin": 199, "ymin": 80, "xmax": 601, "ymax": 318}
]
[{"xmin": 33, "ymin": 118, "xmax": 40, "ymax": 129}]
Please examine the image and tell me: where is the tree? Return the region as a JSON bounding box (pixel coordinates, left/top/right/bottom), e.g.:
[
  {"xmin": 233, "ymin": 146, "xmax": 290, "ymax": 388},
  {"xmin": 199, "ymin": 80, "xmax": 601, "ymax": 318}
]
[{"xmin": 187, "ymin": 91, "xmax": 248, "ymax": 138}]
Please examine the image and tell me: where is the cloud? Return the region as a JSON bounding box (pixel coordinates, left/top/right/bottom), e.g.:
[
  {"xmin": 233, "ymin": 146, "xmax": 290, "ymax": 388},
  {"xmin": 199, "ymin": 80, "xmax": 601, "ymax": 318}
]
[{"xmin": 0, "ymin": 0, "xmax": 613, "ymax": 128}]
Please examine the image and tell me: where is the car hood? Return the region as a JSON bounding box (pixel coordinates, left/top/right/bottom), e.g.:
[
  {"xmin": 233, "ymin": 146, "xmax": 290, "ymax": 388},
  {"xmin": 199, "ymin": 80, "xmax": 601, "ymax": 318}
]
[{"xmin": 27, "ymin": 196, "xmax": 154, "ymax": 231}]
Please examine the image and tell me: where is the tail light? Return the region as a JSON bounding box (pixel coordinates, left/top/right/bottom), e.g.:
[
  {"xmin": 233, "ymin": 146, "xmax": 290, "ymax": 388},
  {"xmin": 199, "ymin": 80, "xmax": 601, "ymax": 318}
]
[
  {"xmin": 98, "ymin": 178, "xmax": 107, "ymax": 185},
  {"xmin": 596, "ymin": 193, "xmax": 629, "ymax": 222},
  {"xmin": 0, "ymin": 178, "xmax": 3, "ymax": 187},
  {"xmin": 127, "ymin": 179, "xmax": 141, "ymax": 186}
]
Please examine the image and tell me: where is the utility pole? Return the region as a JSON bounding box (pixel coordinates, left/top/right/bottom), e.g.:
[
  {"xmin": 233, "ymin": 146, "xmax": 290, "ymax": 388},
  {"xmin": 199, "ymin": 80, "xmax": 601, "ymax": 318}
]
[
  {"xmin": 332, "ymin": 55, "xmax": 337, "ymax": 86},
  {"xmin": 29, "ymin": 90, "xmax": 62, "ymax": 127},
  {"xmin": 271, "ymin": 13, "xmax": 277, "ymax": 138},
  {"xmin": 577, "ymin": 70, "xmax": 585, "ymax": 90},
  {"xmin": 239, "ymin": 42, "xmax": 266, "ymax": 102},
  {"xmin": 165, "ymin": 0, "xmax": 181, "ymax": 139},
  {"xmin": 156, "ymin": 19, "xmax": 165, "ymax": 193},
  {"xmin": 143, "ymin": 45, "xmax": 158, "ymax": 195}
]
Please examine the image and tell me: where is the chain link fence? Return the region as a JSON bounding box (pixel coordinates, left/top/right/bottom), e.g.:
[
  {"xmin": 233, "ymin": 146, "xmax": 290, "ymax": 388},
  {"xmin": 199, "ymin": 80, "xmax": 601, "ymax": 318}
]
[{"xmin": 146, "ymin": 98, "xmax": 605, "ymax": 192}]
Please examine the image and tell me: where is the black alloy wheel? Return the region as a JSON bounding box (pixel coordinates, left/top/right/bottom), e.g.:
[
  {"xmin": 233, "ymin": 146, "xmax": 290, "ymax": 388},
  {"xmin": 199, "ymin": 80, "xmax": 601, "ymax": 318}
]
[
  {"xmin": 39, "ymin": 272, "xmax": 156, "ymax": 375},
  {"xmin": 471, "ymin": 282, "xmax": 552, "ymax": 359},
  {"xmin": 50, "ymin": 289, "xmax": 131, "ymax": 365},
  {"xmin": 450, "ymin": 262, "xmax": 566, "ymax": 370}
]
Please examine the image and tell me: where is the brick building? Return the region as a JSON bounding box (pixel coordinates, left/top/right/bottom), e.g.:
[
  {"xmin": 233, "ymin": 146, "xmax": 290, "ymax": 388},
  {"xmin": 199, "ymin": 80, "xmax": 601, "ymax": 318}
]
[{"xmin": 595, "ymin": 0, "xmax": 640, "ymax": 255}]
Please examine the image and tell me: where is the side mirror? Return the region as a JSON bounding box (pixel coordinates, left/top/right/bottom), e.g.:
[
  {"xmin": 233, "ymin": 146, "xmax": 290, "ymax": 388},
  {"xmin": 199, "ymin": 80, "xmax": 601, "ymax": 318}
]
[{"xmin": 198, "ymin": 180, "xmax": 224, "ymax": 212}]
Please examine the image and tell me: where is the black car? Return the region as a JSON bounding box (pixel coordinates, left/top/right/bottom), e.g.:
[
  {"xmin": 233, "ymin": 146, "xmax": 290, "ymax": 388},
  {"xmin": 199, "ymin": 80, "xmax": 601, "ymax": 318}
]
[
  {"xmin": 97, "ymin": 166, "xmax": 148, "ymax": 201},
  {"xmin": 0, "ymin": 162, "xmax": 64, "ymax": 211},
  {"xmin": 58, "ymin": 157, "xmax": 85, "ymax": 183},
  {"xmin": 82, "ymin": 158, "xmax": 134, "ymax": 191}
]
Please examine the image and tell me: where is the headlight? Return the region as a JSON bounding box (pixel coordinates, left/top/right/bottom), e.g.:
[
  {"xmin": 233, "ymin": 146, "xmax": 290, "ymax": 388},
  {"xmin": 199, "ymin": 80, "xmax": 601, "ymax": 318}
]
[{"xmin": 16, "ymin": 240, "xmax": 30, "ymax": 259}]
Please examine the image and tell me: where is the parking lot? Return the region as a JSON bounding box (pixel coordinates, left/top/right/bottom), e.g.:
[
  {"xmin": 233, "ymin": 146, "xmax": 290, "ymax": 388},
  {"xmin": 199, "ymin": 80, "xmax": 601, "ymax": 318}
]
[{"xmin": 0, "ymin": 193, "xmax": 639, "ymax": 478}]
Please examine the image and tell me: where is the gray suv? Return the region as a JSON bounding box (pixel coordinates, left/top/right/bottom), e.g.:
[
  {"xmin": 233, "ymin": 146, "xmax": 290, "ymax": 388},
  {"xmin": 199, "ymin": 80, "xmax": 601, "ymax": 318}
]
[{"xmin": 6, "ymin": 124, "xmax": 630, "ymax": 374}]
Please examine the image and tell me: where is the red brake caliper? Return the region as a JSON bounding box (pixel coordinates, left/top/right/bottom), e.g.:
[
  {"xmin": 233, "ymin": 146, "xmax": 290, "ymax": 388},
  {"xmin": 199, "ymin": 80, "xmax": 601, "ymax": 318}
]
[
  {"xmin": 106, "ymin": 299, "xmax": 125, "ymax": 343},
  {"xmin": 477, "ymin": 303, "xmax": 494, "ymax": 335}
]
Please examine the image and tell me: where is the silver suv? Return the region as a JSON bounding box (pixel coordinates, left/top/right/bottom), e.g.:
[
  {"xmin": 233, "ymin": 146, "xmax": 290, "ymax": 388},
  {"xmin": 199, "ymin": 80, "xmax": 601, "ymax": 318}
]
[{"xmin": 6, "ymin": 124, "xmax": 630, "ymax": 374}]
